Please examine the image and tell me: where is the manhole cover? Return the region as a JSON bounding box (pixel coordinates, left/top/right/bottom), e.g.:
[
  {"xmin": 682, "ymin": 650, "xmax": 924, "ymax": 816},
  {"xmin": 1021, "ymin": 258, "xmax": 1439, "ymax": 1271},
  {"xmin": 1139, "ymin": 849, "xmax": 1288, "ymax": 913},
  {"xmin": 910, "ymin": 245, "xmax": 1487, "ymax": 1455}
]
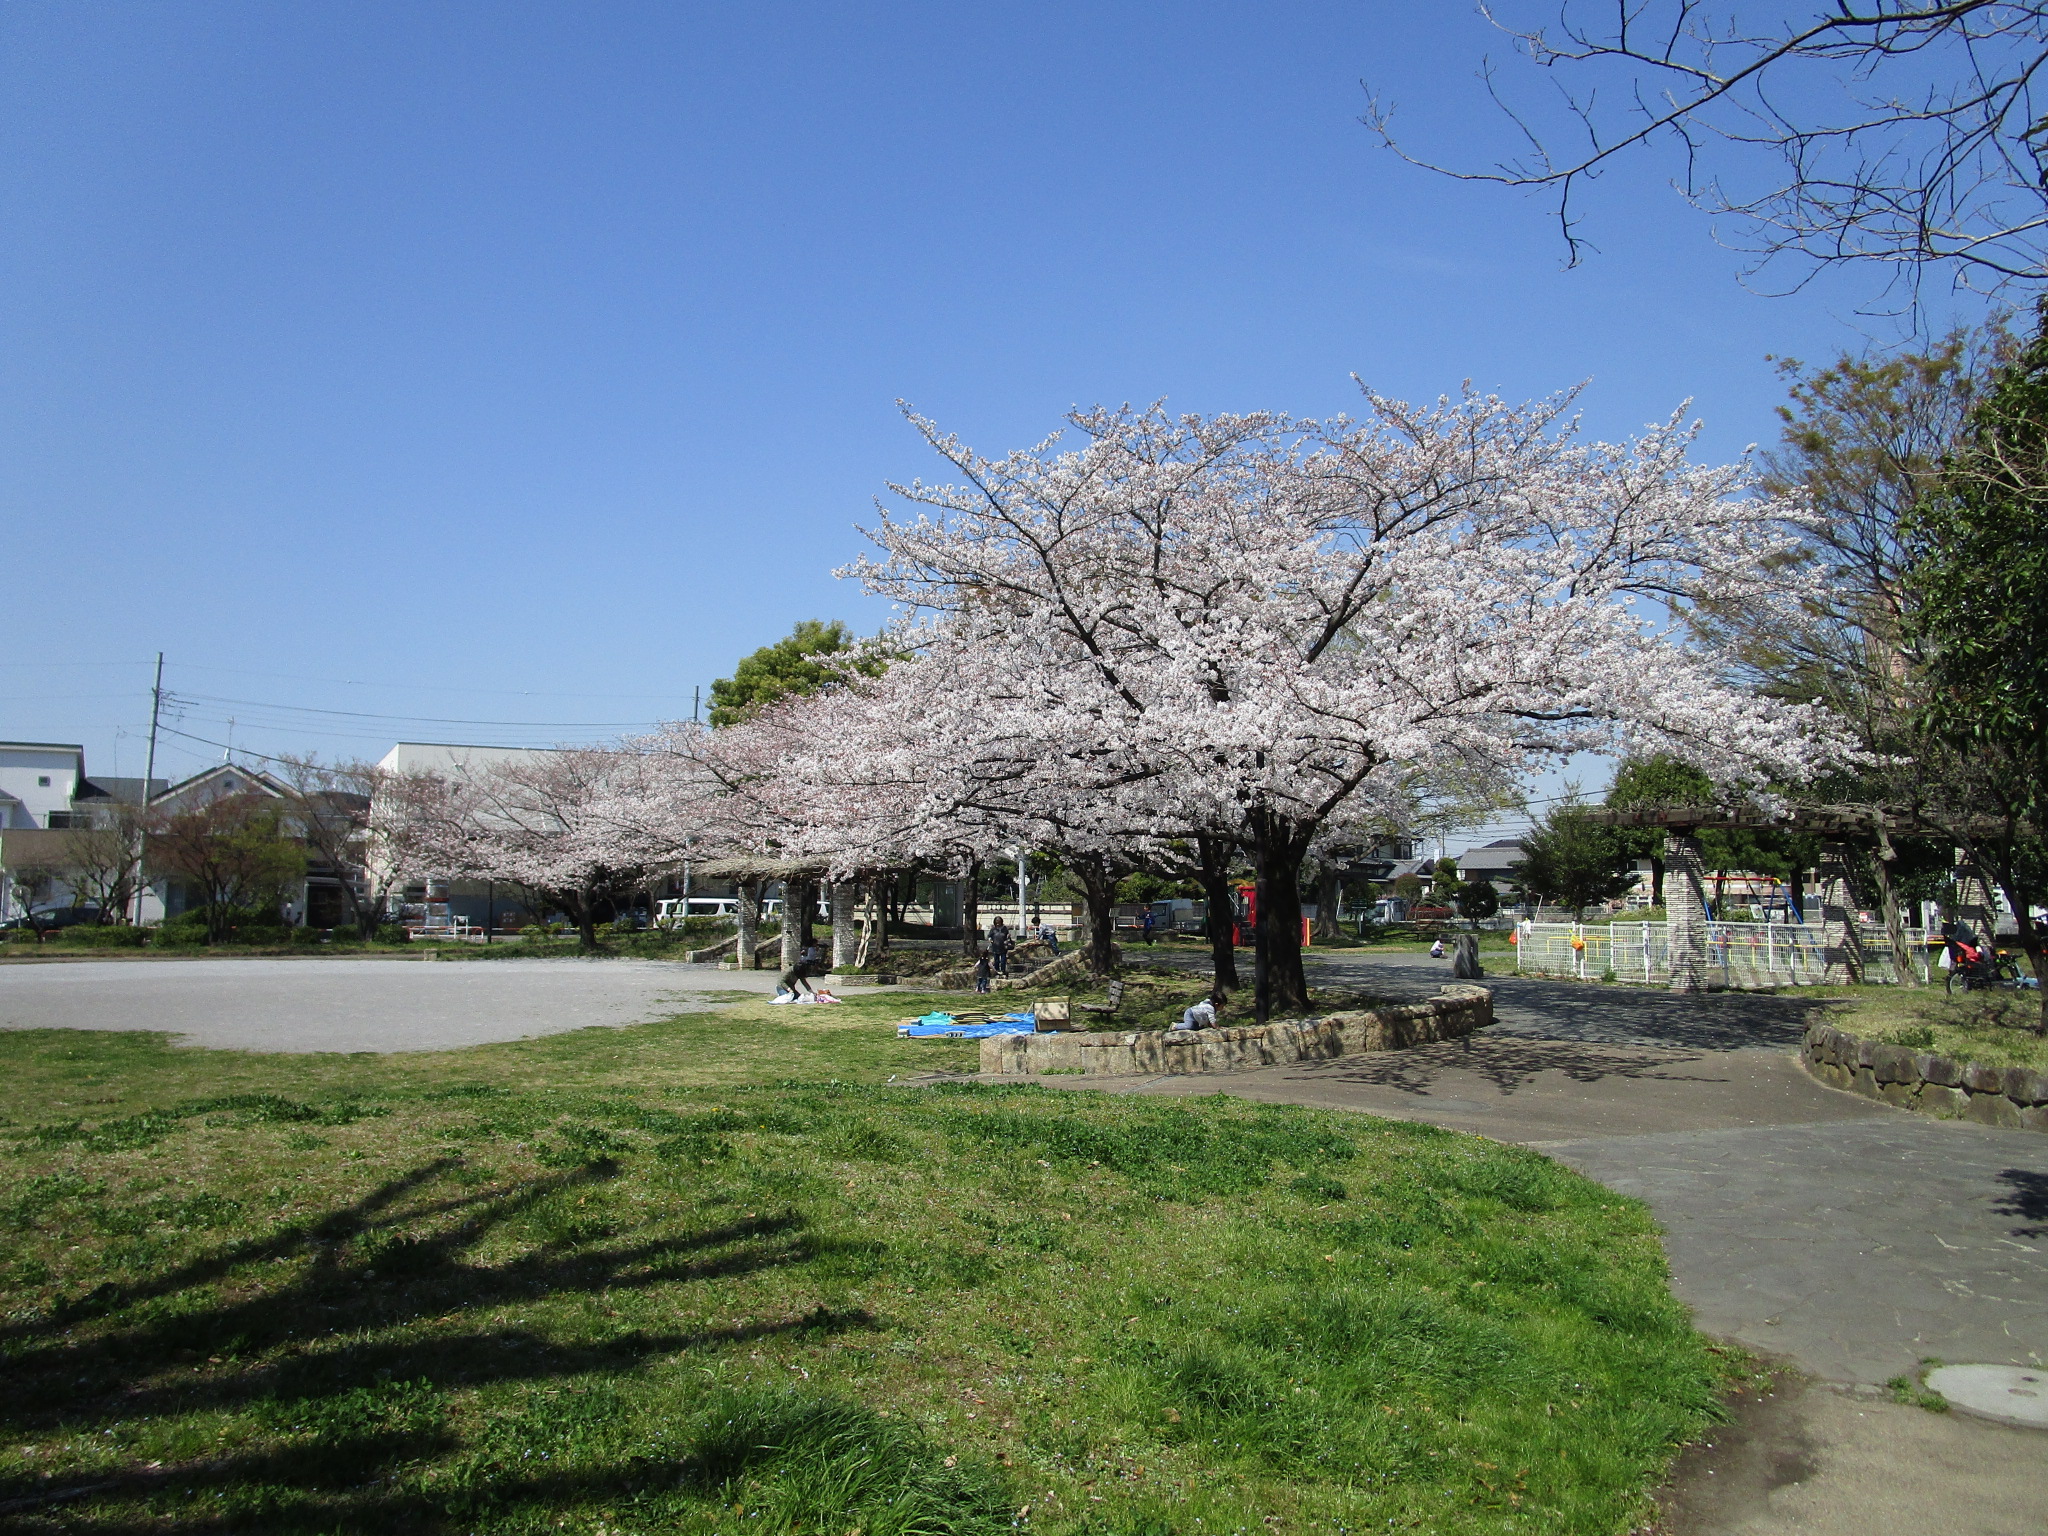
[{"xmin": 1923, "ymin": 1365, "xmax": 2048, "ymax": 1430}]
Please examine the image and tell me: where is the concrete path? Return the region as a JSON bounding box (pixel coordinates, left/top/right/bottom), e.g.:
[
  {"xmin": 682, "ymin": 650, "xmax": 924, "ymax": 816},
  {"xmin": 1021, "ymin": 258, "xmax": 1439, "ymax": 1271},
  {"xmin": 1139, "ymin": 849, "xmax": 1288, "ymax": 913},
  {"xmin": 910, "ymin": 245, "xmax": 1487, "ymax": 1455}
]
[
  {"xmin": 1657, "ymin": 1375, "xmax": 2047, "ymax": 1536},
  {"xmin": 0, "ymin": 956, "xmax": 787, "ymax": 1053}
]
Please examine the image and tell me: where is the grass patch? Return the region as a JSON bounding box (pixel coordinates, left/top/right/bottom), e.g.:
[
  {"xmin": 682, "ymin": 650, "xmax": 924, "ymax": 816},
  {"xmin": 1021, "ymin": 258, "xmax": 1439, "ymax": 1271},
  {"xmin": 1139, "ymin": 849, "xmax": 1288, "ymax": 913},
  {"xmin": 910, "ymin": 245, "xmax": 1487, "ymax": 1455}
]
[
  {"xmin": 1811, "ymin": 986, "xmax": 2048, "ymax": 1072},
  {"xmin": 0, "ymin": 999, "xmax": 1730, "ymax": 1534}
]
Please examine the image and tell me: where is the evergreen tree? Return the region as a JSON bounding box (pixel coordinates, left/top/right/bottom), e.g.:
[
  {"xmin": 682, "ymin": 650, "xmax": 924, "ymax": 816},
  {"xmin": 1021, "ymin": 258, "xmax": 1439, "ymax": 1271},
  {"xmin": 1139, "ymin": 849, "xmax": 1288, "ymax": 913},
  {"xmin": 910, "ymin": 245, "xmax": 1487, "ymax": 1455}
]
[
  {"xmin": 1510, "ymin": 799, "xmax": 1637, "ymax": 921},
  {"xmin": 1903, "ymin": 304, "xmax": 2048, "ymax": 1020},
  {"xmin": 709, "ymin": 620, "xmax": 879, "ymax": 728}
]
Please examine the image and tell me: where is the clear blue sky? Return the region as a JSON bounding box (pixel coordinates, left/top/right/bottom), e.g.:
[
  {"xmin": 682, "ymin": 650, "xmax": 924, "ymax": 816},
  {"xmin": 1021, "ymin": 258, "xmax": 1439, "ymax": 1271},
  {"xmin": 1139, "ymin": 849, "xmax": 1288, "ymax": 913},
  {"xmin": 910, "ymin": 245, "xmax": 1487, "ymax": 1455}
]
[{"xmin": 0, "ymin": 2, "xmax": 1991, "ymax": 802}]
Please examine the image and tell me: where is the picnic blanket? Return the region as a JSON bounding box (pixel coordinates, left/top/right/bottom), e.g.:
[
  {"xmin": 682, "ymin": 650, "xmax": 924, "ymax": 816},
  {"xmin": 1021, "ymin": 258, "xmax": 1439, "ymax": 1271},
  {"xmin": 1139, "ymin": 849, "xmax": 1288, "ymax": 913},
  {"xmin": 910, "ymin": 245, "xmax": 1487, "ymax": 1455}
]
[{"xmin": 898, "ymin": 1010, "xmax": 1036, "ymax": 1038}]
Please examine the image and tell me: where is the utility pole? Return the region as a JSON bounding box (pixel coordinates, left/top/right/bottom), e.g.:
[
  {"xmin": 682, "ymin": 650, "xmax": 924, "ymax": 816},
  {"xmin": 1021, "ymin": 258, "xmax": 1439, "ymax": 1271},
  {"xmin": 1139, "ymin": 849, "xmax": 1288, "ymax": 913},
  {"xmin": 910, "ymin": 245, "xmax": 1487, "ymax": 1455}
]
[
  {"xmin": 129, "ymin": 653, "xmax": 164, "ymax": 926},
  {"xmin": 693, "ymin": 686, "xmax": 701, "ymax": 725}
]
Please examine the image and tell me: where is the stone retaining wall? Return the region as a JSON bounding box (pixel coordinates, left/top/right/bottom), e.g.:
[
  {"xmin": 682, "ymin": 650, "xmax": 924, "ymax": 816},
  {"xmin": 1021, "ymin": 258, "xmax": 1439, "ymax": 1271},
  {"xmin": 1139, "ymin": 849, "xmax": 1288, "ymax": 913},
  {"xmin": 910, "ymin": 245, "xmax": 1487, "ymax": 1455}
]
[
  {"xmin": 935, "ymin": 944, "xmax": 1114, "ymax": 993},
  {"xmin": 1802, "ymin": 1023, "xmax": 2048, "ymax": 1132},
  {"xmin": 981, "ymin": 985, "xmax": 1492, "ymax": 1076}
]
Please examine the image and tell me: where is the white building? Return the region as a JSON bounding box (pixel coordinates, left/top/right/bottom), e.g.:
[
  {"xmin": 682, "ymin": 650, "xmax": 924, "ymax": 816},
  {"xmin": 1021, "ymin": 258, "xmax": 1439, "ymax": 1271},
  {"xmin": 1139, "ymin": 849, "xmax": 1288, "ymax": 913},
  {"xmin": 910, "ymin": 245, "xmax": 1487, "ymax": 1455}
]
[
  {"xmin": 374, "ymin": 742, "xmax": 559, "ymax": 933},
  {"xmin": 0, "ymin": 742, "xmax": 87, "ymax": 830},
  {"xmin": 0, "ymin": 743, "xmax": 167, "ymax": 921}
]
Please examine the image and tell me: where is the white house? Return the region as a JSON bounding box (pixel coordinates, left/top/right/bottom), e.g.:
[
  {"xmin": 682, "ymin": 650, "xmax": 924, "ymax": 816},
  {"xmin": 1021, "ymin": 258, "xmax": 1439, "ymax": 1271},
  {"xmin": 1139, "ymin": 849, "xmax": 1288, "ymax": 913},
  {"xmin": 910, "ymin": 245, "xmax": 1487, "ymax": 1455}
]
[
  {"xmin": 0, "ymin": 742, "xmax": 87, "ymax": 830},
  {"xmin": 0, "ymin": 743, "xmax": 167, "ymax": 921}
]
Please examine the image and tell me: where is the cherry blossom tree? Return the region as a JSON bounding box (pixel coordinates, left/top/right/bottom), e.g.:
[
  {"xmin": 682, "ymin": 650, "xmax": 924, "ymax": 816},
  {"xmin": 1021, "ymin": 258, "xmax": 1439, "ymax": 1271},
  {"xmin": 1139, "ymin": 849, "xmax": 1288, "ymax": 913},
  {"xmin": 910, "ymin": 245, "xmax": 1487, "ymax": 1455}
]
[
  {"xmin": 842, "ymin": 390, "xmax": 1847, "ymax": 1015},
  {"xmin": 413, "ymin": 746, "xmax": 682, "ymax": 949},
  {"xmin": 272, "ymin": 755, "xmax": 456, "ymax": 939}
]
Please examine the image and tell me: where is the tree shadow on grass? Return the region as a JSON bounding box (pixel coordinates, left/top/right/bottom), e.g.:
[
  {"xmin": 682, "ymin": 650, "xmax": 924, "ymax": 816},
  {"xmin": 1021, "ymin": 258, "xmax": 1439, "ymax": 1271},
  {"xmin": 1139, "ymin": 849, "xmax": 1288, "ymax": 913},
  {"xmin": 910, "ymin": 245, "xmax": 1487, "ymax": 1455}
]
[
  {"xmin": 0, "ymin": 1157, "xmax": 877, "ymax": 1528},
  {"xmin": 0, "ymin": 1438, "xmax": 822, "ymax": 1534}
]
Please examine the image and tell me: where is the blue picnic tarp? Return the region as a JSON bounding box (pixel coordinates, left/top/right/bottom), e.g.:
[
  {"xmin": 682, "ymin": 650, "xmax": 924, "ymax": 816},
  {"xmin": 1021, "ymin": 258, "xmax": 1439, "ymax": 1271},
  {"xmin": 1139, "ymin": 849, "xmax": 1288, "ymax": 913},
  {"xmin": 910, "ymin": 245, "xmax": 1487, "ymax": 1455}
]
[{"xmin": 898, "ymin": 1011, "xmax": 1036, "ymax": 1038}]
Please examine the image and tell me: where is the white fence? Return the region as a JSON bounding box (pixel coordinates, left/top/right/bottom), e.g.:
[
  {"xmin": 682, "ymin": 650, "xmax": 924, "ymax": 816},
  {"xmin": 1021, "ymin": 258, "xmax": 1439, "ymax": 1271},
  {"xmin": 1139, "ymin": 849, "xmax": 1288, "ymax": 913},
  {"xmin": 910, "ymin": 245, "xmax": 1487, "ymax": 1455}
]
[{"xmin": 1515, "ymin": 920, "xmax": 1932, "ymax": 987}]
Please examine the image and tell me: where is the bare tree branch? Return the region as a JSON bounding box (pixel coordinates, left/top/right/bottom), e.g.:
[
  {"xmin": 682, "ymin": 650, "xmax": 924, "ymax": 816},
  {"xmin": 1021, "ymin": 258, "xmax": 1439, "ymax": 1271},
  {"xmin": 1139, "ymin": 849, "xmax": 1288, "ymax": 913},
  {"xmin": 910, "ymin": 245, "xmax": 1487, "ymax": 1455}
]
[{"xmin": 1366, "ymin": 3, "xmax": 2048, "ymax": 305}]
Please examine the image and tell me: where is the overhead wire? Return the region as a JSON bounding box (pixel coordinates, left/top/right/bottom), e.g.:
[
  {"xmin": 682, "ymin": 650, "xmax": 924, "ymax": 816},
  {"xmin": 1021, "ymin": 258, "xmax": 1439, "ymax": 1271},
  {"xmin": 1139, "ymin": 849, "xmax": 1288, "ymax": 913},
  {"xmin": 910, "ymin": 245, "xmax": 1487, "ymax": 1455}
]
[{"xmin": 170, "ymin": 691, "xmax": 664, "ymax": 730}]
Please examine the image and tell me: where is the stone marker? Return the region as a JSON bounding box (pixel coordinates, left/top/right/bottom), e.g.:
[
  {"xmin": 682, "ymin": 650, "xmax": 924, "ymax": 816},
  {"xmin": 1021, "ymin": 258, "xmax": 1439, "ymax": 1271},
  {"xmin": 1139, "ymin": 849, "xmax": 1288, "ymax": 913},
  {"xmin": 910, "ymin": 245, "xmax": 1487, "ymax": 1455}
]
[{"xmin": 1923, "ymin": 1364, "xmax": 2048, "ymax": 1430}]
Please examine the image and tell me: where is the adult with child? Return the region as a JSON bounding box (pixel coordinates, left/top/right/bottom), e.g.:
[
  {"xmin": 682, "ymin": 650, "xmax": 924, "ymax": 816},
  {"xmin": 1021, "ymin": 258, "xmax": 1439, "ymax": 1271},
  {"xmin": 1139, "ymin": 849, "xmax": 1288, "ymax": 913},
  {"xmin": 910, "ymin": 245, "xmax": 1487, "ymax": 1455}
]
[
  {"xmin": 988, "ymin": 916, "xmax": 1013, "ymax": 977},
  {"xmin": 777, "ymin": 954, "xmax": 817, "ymax": 1000}
]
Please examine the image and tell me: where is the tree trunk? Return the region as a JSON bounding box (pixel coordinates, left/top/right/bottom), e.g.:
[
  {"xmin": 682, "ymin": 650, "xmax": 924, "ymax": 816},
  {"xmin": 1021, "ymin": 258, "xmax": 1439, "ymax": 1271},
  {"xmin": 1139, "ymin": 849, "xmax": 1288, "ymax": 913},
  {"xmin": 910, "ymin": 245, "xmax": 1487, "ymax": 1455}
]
[
  {"xmin": 1867, "ymin": 833, "xmax": 1920, "ymax": 987},
  {"xmin": 1249, "ymin": 810, "xmax": 1312, "ymax": 1020},
  {"xmin": 960, "ymin": 862, "xmax": 981, "ymax": 957},
  {"xmin": 577, "ymin": 887, "xmax": 599, "ymax": 951},
  {"xmin": 1311, "ymin": 861, "xmax": 1344, "ymax": 943},
  {"xmin": 1195, "ymin": 834, "xmax": 1241, "ymax": 991},
  {"xmin": 1073, "ymin": 854, "xmax": 1119, "ymax": 975},
  {"xmin": 1649, "ymin": 852, "xmax": 1665, "ymax": 909}
]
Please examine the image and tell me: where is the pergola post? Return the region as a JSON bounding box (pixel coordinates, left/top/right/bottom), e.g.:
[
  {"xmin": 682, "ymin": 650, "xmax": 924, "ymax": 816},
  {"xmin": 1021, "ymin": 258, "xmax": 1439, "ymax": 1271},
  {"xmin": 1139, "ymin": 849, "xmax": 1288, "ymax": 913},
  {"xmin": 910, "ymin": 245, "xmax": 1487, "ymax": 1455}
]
[
  {"xmin": 781, "ymin": 878, "xmax": 806, "ymax": 972},
  {"xmin": 1819, "ymin": 843, "xmax": 1866, "ymax": 984},
  {"xmin": 1665, "ymin": 832, "xmax": 1708, "ymax": 993},
  {"xmin": 830, "ymin": 881, "xmax": 858, "ymax": 971},
  {"xmin": 736, "ymin": 879, "xmax": 761, "ymax": 971}
]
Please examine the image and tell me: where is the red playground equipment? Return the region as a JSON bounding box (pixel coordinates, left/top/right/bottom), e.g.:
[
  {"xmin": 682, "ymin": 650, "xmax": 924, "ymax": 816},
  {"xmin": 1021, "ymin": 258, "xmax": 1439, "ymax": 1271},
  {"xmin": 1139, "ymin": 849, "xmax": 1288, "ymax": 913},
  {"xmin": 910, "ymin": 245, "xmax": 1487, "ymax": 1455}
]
[{"xmin": 1232, "ymin": 883, "xmax": 1311, "ymax": 947}]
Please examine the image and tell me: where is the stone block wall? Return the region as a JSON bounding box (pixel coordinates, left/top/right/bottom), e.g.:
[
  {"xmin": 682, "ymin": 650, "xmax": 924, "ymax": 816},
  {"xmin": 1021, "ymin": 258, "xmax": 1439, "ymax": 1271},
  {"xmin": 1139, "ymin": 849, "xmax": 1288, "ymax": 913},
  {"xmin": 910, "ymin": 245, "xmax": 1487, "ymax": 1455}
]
[
  {"xmin": 980, "ymin": 985, "xmax": 1492, "ymax": 1076},
  {"xmin": 935, "ymin": 944, "xmax": 1117, "ymax": 992},
  {"xmin": 1802, "ymin": 1023, "xmax": 2048, "ymax": 1132}
]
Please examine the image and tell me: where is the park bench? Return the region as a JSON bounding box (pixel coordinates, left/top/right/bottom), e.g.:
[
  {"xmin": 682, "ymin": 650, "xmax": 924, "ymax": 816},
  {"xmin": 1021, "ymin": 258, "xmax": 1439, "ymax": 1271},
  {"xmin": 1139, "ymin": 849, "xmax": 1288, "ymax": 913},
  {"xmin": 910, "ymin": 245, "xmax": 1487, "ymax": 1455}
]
[{"xmin": 1076, "ymin": 979, "xmax": 1125, "ymax": 1017}]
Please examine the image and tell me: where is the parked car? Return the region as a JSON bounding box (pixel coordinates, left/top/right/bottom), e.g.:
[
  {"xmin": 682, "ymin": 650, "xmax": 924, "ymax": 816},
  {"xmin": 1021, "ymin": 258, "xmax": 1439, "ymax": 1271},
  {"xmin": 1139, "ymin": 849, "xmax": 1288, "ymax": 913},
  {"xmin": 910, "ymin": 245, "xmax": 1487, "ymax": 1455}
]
[{"xmin": 0, "ymin": 905, "xmax": 104, "ymax": 932}]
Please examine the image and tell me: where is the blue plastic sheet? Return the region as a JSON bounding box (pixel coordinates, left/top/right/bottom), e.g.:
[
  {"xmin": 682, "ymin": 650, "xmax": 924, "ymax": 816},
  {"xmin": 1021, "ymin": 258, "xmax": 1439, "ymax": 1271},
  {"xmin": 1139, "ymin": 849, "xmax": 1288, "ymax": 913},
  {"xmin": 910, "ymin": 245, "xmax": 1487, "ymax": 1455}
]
[{"xmin": 898, "ymin": 1011, "xmax": 1037, "ymax": 1038}]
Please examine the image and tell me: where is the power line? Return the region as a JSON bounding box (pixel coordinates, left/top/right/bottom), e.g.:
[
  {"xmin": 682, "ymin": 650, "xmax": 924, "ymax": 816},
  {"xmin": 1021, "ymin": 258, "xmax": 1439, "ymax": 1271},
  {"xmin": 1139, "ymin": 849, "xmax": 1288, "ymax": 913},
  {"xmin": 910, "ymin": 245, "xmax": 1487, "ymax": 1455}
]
[
  {"xmin": 170, "ymin": 690, "xmax": 662, "ymax": 731},
  {"xmin": 167, "ymin": 660, "xmax": 696, "ymax": 701}
]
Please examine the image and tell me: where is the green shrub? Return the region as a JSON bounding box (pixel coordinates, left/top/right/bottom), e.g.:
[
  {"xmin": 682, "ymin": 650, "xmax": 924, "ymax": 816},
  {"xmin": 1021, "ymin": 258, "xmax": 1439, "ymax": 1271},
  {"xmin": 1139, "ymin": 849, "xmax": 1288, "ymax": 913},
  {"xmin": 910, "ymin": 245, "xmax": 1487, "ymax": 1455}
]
[
  {"xmin": 151, "ymin": 912, "xmax": 211, "ymax": 946},
  {"xmin": 58, "ymin": 925, "xmax": 151, "ymax": 949}
]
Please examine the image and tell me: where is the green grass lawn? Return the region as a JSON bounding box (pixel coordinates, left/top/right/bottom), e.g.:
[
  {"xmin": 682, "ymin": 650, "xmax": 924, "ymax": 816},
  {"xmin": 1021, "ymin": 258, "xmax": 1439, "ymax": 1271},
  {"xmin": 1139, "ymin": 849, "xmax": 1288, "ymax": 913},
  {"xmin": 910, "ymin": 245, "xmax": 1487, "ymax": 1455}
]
[
  {"xmin": 0, "ymin": 991, "xmax": 1734, "ymax": 1534},
  {"xmin": 1808, "ymin": 985, "xmax": 2048, "ymax": 1072}
]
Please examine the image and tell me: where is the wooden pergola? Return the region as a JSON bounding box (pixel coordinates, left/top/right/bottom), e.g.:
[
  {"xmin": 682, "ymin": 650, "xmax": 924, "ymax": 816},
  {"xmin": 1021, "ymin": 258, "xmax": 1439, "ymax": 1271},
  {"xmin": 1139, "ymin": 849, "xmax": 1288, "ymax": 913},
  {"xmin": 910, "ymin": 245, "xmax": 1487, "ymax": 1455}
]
[
  {"xmin": 1572, "ymin": 802, "xmax": 1983, "ymax": 994},
  {"xmin": 1579, "ymin": 801, "xmax": 2011, "ymax": 838},
  {"xmin": 692, "ymin": 855, "xmax": 895, "ymax": 974}
]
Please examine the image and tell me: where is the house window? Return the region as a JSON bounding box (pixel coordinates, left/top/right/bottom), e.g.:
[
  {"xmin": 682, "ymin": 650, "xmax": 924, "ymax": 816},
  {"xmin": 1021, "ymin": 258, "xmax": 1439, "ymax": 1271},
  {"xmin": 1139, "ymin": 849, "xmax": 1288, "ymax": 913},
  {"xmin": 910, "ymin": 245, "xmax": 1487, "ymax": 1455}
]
[
  {"xmin": 36, "ymin": 776, "xmax": 50, "ymax": 788},
  {"xmin": 46, "ymin": 812, "xmax": 80, "ymax": 829}
]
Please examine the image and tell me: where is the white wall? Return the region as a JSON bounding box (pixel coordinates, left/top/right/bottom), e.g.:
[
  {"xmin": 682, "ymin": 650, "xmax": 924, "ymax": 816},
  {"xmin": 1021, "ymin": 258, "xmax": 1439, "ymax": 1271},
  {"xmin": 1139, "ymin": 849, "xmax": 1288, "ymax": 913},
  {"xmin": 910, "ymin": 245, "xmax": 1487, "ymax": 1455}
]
[{"xmin": 0, "ymin": 745, "xmax": 82, "ymax": 829}]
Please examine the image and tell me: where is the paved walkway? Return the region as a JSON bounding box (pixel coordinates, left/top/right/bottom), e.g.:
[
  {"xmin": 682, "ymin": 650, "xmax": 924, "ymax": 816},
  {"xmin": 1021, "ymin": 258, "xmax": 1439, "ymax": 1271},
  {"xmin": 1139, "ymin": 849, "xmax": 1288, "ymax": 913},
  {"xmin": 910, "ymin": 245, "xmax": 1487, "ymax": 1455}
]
[{"xmin": 0, "ymin": 956, "xmax": 786, "ymax": 1053}]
